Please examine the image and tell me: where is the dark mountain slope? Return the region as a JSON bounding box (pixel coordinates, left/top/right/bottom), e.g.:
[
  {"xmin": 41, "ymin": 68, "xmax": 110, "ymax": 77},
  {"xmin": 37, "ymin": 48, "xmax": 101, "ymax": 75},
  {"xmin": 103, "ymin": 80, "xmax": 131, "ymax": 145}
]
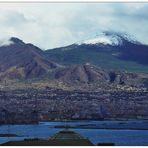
[
  {"xmin": 52, "ymin": 64, "xmax": 143, "ymax": 88},
  {"xmin": 0, "ymin": 37, "xmax": 59, "ymax": 80},
  {"xmin": 54, "ymin": 64, "xmax": 109, "ymax": 84}
]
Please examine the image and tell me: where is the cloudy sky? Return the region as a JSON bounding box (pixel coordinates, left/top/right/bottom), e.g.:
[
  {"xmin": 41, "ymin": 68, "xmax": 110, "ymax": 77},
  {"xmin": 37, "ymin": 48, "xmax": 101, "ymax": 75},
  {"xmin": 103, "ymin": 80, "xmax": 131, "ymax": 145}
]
[{"xmin": 0, "ymin": 2, "xmax": 148, "ymax": 49}]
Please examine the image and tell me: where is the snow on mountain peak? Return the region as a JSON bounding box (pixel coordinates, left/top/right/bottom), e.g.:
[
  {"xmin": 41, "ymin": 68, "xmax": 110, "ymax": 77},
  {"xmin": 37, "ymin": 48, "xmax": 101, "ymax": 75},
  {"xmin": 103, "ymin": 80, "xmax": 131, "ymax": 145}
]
[
  {"xmin": 76, "ymin": 31, "xmax": 140, "ymax": 46},
  {"xmin": 77, "ymin": 32, "xmax": 123, "ymax": 46}
]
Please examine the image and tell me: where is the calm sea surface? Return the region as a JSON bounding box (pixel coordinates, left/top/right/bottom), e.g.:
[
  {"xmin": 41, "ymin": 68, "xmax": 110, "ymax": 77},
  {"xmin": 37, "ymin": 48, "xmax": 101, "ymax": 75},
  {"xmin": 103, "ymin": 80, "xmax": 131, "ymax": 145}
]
[{"xmin": 0, "ymin": 120, "xmax": 148, "ymax": 146}]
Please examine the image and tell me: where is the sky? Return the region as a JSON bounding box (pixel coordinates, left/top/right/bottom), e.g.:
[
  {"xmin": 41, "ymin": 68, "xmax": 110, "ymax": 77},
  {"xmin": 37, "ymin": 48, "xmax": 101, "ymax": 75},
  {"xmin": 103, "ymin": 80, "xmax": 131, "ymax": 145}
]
[{"xmin": 0, "ymin": 2, "xmax": 148, "ymax": 49}]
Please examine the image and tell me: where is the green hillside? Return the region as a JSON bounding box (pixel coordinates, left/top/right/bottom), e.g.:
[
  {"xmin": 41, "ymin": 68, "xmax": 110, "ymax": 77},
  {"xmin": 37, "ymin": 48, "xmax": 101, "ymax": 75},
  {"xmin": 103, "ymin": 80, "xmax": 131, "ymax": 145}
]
[{"xmin": 46, "ymin": 48, "xmax": 148, "ymax": 73}]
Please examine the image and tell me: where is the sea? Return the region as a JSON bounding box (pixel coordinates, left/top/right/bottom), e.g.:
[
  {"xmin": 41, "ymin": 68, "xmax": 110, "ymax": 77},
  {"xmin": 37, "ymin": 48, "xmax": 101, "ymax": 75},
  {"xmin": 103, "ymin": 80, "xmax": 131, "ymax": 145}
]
[{"xmin": 0, "ymin": 120, "xmax": 148, "ymax": 146}]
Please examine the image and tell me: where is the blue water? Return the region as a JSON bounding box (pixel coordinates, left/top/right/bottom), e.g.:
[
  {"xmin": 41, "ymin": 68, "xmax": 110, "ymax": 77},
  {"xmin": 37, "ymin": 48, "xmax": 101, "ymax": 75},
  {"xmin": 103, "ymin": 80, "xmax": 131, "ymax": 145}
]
[{"xmin": 0, "ymin": 120, "xmax": 148, "ymax": 146}]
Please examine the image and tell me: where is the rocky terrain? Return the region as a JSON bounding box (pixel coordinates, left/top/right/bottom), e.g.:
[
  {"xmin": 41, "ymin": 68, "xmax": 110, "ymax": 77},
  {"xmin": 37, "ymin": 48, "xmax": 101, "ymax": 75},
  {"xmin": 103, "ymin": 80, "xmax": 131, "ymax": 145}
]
[
  {"xmin": 0, "ymin": 63, "xmax": 147, "ymax": 92},
  {"xmin": 0, "ymin": 88, "xmax": 148, "ymax": 124}
]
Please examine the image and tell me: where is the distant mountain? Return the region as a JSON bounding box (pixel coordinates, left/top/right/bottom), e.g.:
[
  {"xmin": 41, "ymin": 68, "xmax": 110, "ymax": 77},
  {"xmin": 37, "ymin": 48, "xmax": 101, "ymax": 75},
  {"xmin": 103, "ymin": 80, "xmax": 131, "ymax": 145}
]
[
  {"xmin": 0, "ymin": 37, "xmax": 147, "ymax": 90},
  {"xmin": 0, "ymin": 37, "xmax": 59, "ymax": 80},
  {"xmin": 0, "ymin": 33, "xmax": 148, "ymax": 83},
  {"xmin": 45, "ymin": 32, "xmax": 148, "ymax": 73}
]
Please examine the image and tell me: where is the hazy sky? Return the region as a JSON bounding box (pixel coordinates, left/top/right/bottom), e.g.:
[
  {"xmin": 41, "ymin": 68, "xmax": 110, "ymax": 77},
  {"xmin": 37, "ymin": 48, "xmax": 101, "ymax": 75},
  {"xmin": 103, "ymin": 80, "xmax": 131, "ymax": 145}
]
[{"xmin": 0, "ymin": 3, "xmax": 148, "ymax": 49}]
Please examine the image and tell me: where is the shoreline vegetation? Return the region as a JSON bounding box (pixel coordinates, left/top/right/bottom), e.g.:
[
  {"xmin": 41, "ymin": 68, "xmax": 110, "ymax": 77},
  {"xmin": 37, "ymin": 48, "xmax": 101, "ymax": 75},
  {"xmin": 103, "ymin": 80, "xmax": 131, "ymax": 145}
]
[
  {"xmin": 0, "ymin": 118, "xmax": 148, "ymax": 126},
  {"xmin": 53, "ymin": 125, "xmax": 148, "ymax": 130},
  {"xmin": 0, "ymin": 134, "xmax": 19, "ymax": 137}
]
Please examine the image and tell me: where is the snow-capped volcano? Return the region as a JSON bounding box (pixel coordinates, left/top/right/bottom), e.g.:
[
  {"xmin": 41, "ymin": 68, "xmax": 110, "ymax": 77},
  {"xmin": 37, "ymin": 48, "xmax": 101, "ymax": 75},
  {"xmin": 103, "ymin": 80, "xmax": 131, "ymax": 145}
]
[
  {"xmin": 46, "ymin": 31, "xmax": 148, "ymax": 68},
  {"xmin": 76, "ymin": 31, "xmax": 140, "ymax": 46}
]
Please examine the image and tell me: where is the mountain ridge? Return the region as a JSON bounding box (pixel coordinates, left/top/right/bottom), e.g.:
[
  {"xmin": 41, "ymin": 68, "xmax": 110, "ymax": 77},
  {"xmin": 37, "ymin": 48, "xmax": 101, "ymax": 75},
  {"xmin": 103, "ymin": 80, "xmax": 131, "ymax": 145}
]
[
  {"xmin": 45, "ymin": 32, "xmax": 148, "ymax": 72},
  {"xmin": 76, "ymin": 31, "xmax": 141, "ymax": 46},
  {"xmin": 0, "ymin": 32, "xmax": 148, "ymax": 82},
  {"xmin": 0, "ymin": 37, "xmax": 60, "ymax": 80}
]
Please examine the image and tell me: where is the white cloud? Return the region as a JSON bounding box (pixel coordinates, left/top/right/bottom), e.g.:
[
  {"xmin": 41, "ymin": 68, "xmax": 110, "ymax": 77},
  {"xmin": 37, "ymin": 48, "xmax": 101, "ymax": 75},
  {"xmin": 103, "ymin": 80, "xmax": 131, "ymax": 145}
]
[
  {"xmin": 0, "ymin": 3, "xmax": 148, "ymax": 49},
  {"xmin": 0, "ymin": 37, "xmax": 14, "ymax": 47}
]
